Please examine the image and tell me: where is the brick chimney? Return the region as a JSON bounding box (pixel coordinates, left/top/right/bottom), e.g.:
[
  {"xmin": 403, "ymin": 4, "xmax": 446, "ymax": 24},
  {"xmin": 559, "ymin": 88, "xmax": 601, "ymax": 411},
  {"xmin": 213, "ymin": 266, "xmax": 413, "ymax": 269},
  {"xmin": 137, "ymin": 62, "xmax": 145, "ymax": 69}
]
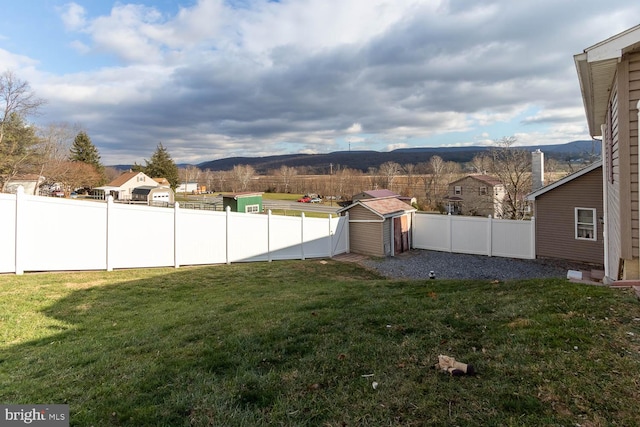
[{"xmin": 531, "ymin": 149, "xmax": 544, "ymax": 191}]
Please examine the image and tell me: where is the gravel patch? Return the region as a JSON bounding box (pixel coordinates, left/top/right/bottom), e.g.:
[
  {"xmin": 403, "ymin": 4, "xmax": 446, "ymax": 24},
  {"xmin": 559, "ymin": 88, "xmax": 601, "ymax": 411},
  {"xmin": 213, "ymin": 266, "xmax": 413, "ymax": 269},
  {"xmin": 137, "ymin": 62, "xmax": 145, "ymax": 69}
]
[{"xmin": 362, "ymin": 250, "xmax": 591, "ymax": 281}]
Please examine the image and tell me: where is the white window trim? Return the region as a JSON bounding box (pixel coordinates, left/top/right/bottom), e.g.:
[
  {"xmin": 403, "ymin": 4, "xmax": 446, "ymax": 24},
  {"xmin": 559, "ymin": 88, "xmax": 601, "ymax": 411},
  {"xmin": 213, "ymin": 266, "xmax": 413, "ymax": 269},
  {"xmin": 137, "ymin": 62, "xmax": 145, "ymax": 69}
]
[
  {"xmin": 245, "ymin": 204, "xmax": 260, "ymax": 213},
  {"xmin": 575, "ymin": 207, "xmax": 596, "ymax": 241},
  {"xmin": 454, "ymin": 186, "xmax": 462, "ymax": 195}
]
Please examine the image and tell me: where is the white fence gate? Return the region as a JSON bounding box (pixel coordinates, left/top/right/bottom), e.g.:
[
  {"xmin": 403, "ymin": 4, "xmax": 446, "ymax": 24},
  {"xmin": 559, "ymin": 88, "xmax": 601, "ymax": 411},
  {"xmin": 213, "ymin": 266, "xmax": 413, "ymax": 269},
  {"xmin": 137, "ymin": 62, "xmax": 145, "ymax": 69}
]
[
  {"xmin": 0, "ymin": 188, "xmax": 349, "ymax": 275},
  {"xmin": 412, "ymin": 213, "xmax": 535, "ymax": 259}
]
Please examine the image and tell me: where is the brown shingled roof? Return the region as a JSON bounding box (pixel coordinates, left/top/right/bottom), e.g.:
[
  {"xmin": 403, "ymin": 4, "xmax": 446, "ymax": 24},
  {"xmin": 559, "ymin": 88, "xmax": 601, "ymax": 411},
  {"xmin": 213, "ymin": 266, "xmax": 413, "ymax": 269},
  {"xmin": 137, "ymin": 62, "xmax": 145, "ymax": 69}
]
[
  {"xmin": 358, "ymin": 197, "xmax": 415, "ymax": 216},
  {"xmin": 107, "ymin": 171, "xmax": 141, "ymax": 187}
]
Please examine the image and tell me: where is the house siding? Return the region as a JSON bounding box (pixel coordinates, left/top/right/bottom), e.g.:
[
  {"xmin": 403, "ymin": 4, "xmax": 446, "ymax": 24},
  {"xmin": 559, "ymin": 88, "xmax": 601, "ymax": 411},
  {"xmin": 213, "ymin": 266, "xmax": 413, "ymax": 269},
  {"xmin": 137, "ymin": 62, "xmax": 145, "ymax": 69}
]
[
  {"xmin": 534, "ymin": 168, "xmax": 604, "ymax": 265},
  {"xmin": 606, "ymin": 74, "xmax": 622, "ymax": 278},
  {"xmin": 628, "ymin": 53, "xmax": 640, "ymax": 260},
  {"xmin": 346, "ymin": 205, "xmax": 384, "ymax": 256}
]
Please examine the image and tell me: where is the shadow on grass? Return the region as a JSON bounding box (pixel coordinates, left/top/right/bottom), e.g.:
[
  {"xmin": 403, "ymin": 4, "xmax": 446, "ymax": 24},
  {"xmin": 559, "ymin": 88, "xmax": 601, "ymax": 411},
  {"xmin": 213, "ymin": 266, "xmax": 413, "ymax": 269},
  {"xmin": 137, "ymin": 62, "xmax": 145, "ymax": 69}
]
[{"xmin": 1, "ymin": 261, "xmax": 640, "ymax": 426}]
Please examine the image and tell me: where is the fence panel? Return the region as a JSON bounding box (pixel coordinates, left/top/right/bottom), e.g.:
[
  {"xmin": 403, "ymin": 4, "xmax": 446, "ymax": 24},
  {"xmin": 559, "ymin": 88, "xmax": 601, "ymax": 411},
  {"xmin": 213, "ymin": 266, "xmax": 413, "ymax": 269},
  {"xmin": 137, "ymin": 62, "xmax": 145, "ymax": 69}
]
[
  {"xmin": 19, "ymin": 193, "xmax": 108, "ymax": 272},
  {"xmin": 1, "ymin": 189, "xmax": 349, "ymax": 274},
  {"xmin": 176, "ymin": 207, "xmax": 227, "ymax": 266},
  {"xmin": 331, "ymin": 215, "xmax": 349, "ymax": 255},
  {"xmin": 450, "ymin": 216, "xmax": 490, "ymax": 255},
  {"xmin": 412, "ymin": 212, "xmax": 534, "ymax": 259},
  {"xmin": 412, "ymin": 214, "xmax": 450, "ymax": 252},
  {"xmin": 107, "ymin": 202, "xmax": 175, "ymax": 269},
  {"xmin": 0, "ymin": 192, "xmax": 17, "ymax": 273},
  {"xmin": 227, "ymin": 211, "xmax": 270, "ymax": 262},
  {"xmin": 491, "ymin": 218, "xmax": 535, "ymax": 259},
  {"xmin": 268, "ymin": 215, "xmax": 305, "ymax": 261}
]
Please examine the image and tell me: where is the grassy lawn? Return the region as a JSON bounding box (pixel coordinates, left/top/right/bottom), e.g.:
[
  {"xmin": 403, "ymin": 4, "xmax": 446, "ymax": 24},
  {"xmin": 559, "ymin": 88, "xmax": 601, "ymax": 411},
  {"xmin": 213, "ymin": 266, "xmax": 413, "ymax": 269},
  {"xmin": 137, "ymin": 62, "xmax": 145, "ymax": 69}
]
[{"xmin": 1, "ymin": 261, "xmax": 639, "ymax": 426}]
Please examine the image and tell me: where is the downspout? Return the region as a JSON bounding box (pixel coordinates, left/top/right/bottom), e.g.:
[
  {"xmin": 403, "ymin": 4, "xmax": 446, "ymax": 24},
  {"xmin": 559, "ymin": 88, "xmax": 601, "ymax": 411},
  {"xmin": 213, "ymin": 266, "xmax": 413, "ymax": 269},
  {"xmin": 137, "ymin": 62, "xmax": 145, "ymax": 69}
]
[{"xmin": 599, "ymin": 128, "xmax": 609, "ymax": 283}]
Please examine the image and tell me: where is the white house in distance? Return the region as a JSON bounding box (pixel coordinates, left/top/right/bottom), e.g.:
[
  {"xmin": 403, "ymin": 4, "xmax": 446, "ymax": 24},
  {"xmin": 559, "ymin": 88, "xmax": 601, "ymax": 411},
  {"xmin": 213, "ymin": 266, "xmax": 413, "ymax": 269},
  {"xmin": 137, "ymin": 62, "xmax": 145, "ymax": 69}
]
[{"xmin": 94, "ymin": 171, "xmax": 159, "ymax": 200}]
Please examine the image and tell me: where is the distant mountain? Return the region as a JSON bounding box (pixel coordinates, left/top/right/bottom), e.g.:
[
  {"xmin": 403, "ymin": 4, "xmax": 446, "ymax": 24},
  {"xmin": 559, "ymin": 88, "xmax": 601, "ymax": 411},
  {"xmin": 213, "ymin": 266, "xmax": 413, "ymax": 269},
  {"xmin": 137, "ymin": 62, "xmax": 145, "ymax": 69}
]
[{"xmin": 195, "ymin": 140, "xmax": 600, "ymax": 173}]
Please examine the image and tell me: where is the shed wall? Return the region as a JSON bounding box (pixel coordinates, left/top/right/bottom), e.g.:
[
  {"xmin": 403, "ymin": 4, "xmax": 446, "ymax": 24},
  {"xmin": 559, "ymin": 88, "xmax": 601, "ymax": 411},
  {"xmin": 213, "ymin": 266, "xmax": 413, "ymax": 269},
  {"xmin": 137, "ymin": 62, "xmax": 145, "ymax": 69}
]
[
  {"xmin": 345, "ymin": 204, "xmax": 384, "ymax": 256},
  {"xmin": 534, "ymin": 168, "xmax": 604, "ymax": 264}
]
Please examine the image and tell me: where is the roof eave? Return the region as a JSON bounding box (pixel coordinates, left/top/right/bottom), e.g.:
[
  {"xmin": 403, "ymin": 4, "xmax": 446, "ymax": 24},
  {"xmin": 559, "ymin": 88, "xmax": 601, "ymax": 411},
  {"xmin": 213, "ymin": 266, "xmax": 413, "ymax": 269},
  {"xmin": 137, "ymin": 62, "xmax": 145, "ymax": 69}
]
[{"xmin": 575, "ymin": 25, "xmax": 640, "ymax": 137}]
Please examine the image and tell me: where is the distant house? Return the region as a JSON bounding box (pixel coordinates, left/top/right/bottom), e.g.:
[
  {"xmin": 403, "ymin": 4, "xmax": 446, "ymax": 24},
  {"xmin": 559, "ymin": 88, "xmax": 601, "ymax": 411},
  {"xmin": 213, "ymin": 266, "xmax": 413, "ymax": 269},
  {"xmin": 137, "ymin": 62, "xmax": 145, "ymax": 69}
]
[
  {"xmin": 4, "ymin": 175, "xmax": 45, "ymax": 195},
  {"xmin": 527, "ymin": 161, "xmax": 604, "ymax": 265},
  {"xmin": 222, "ymin": 192, "xmax": 263, "ymax": 213},
  {"xmin": 94, "ymin": 171, "xmax": 158, "ymax": 200},
  {"xmin": 574, "ymin": 24, "xmax": 640, "ymax": 282},
  {"xmin": 177, "ymin": 182, "xmax": 199, "ymax": 193},
  {"xmin": 131, "ymin": 186, "xmax": 175, "ymax": 206},
  {"xmin": 352, "ymin": 189, "xmax": 415, "ymax": 206},
  {"xmin": 444, "ymin": 175, "xmax": 506, "ymax": 217},
  {"xmin": 337, "ymin": 197, "xmax": 416, "ymax": 257}
]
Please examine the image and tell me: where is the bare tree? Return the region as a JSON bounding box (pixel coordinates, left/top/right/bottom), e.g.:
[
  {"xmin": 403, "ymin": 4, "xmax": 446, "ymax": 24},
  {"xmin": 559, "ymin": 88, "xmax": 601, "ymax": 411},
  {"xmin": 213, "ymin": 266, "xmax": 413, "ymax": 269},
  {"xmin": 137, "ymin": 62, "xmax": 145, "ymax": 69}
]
[
  {"xmin": 469, "ymin": 153, "xmax": 491, "ymax": 175},
  {"xmin": 230, "ymin": 164, "xmax": 255, "ymax": 192},
  {"xmin": 488, "ymin": 136, "xmax": 531, "ymax": 219},
  {"xmin": 276, "ymin": 165, "xmax": 297, "ymax": 193},
  {"xmin": 0, "ymin": 70, "xmax": 46, "ymax": 146},
  {"xmin": 0, "ymin": 71, "xmax": 47, "ymax": 191},
  {"xmin": 378, "ymin": 161, "xmax": 401, "ymax": 190}
]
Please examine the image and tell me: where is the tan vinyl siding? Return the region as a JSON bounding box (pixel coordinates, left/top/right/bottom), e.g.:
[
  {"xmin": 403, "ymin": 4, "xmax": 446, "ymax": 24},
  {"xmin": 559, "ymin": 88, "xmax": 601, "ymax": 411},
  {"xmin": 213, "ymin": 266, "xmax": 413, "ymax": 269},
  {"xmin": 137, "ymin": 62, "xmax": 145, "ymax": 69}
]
[
  {"xmin": 607, "ymin": 76, "xmax": 622, "ymax": 277},
  {"xmin": 345, "ymin": 205, "xmax": 384, "ymax": 256},
  {"xmin": 350, "ymin": 222, "xmax": 384, "ymax": 256},
  {"xmin": 534, "ymin": 168, "xmax": 604, "ymax": 264},
  {"xmin": 382, "ymin": 219, "xmax": 391, "ymax": 255},
  {"xmin": 628, "ymin": 53, "xmax": 640, "ymax": 257}
]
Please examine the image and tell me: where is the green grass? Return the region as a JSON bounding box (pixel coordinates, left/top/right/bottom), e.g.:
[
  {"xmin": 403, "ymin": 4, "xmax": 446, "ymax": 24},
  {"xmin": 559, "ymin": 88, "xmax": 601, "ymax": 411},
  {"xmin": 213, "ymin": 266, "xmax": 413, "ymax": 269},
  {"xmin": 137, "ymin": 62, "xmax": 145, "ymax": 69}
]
[{"xmin": 1, "ymin": 261, "xmax": 640, "ymax": 426}]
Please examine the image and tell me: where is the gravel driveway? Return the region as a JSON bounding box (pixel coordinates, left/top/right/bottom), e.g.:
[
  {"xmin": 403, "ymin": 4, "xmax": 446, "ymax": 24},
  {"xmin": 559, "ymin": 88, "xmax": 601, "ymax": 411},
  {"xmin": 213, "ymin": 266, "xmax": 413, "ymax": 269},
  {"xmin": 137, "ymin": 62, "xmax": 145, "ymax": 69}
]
[{"xmin": 361, "ymin": 249, "xmax": 588, "ymax": 281}]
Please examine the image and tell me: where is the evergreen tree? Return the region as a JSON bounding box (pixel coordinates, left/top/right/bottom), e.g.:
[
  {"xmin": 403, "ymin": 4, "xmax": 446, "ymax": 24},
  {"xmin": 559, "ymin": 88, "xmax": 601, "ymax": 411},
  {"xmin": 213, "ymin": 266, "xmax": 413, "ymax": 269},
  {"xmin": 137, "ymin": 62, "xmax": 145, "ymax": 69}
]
[
  {"xmin": 69, "ymin": 131, "xmax": 106, "ymax": 185},
  {"xmin": 70, "ymin": 131, "xmax": 101, "ymax": 166},
  {"xmin": 142, "ymin": 143, "xmax": 180, "ymax": 190}
]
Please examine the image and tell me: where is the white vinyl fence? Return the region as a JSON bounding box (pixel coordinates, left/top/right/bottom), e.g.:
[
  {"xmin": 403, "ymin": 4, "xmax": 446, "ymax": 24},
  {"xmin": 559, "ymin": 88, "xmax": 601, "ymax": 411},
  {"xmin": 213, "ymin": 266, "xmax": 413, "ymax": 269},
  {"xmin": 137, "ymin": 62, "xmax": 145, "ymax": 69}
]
[
  {"xmin": 412, "ymin": 212, "xmax": 535, "ymax": 259},
  {"xmin": 0, "ymin": 188, "xmax": 349, "ymax": 275}
]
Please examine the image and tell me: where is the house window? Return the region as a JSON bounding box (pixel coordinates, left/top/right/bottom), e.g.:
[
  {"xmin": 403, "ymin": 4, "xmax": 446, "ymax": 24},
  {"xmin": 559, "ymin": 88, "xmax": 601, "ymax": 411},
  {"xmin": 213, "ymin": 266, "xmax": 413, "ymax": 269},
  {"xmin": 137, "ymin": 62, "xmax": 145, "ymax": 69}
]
[
  {"xmin": 575, "ymin": 208, "xmax": 596, "ymax": 241},
  {"xmin": 479, "ymin": 186, "xmax": 487, "ymax": 195},
  {"xmin": 245, "ymin": 204, "xmax": 260, "ymax": 213},
  {"xmin": 454, "ymin": 186, "xmax": 462, "ymax": 195}
]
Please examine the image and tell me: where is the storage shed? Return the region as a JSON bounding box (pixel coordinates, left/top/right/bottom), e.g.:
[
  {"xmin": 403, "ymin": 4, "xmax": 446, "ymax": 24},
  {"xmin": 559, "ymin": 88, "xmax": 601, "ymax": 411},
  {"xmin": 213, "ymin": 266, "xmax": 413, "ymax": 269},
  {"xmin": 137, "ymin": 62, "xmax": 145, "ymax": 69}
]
[
  {"xmin": 526, "ymin": 161, "xmax": 603, "ymax": 265},
  {"xmin": 131, "ymin": 186, "xmax": 175, "ymax": 205},
  {"xmin": 223, "ymin": 192, "xmax": 263, "ymax": 213},
  {"xmin": 337, "ymin": 197, "xmax": 416, "ymax": 257}
]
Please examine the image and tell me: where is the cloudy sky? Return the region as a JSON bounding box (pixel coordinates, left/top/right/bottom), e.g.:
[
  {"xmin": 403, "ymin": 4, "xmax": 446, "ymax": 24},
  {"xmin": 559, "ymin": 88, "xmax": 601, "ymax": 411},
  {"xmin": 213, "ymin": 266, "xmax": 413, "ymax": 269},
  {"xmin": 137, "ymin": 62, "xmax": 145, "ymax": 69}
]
[{"xmin": 1, "ymin": 1, "xmax": 639, "ymax": 165}]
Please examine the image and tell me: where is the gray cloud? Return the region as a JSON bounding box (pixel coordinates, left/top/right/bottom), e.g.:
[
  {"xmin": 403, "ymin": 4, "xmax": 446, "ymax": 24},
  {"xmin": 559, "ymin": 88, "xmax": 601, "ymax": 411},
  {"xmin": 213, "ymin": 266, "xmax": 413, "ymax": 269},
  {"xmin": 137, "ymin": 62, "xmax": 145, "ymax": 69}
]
[{"xmin": 25, "ymin": 0, "xmax": 640, "ymax": 164}]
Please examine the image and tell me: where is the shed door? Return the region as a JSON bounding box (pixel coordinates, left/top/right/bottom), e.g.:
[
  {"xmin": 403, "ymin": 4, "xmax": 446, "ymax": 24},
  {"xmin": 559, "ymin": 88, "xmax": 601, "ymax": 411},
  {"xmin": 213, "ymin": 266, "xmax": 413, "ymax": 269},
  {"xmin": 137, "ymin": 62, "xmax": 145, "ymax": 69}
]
[{"xmin": 393, "ymin": 216, "xmax": 410, "ymax": 255}]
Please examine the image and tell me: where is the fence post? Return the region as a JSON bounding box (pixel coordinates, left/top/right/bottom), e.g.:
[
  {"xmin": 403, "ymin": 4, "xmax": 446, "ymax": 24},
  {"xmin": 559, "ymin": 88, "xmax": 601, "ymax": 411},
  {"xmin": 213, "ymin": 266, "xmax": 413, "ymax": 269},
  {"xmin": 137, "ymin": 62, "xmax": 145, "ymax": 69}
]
[
  {"xmin": 487, "ymin": 215, "xmax": 493, "ymax": 257},
  {"xmin": 14, "ymin": 186, "xmax": 24, "ymax": 275},
  {"xmin": 328, "ymin": 214, "xmax": 333, "ymax": 258},
  {"xmin": 226, "ymin": 206, "xmax": 231, "ymax": 264},
  {"xmin": 106, "ymin": 195, "xmax": 113, "ymax": 272},
  {"xmin": 174, "ymin": 202, "xmax": 180, "ymax": 269},
  {"xmin": 530, "ymin": 216, "xmax": 536, "ymax": 259},
  {"xmin": 301, "ymin": 212, "xmax": 306, "ymax": 260},
  {"xmin": 447, "ymin": 213, "xmax": 453, "ymax": 252},
  {"xmin": 345, "ymin": 212, "xmax": 350, "ymax": 254},
  {"xmin": 267, "ymin": 210, "xmax": 272, "ymax": 262}
]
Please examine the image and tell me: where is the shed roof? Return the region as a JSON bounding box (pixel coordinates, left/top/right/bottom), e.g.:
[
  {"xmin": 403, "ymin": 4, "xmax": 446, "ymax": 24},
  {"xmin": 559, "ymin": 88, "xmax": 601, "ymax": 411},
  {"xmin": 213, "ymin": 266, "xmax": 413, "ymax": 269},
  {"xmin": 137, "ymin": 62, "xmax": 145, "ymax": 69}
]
[
  {"xmin": 526, "ymin": 160, "xmax": 602, "ymax": 200},
  {"xmin": 574, "ymin": 24, "xmax": 640, "ymax": 136},
  {"xmin": 338, "ymin": 196, "xmax": 415, "ymax": 218},
  {"xmin": 223, "ymin": 192, "xmax": 263, "ymax": 199}
]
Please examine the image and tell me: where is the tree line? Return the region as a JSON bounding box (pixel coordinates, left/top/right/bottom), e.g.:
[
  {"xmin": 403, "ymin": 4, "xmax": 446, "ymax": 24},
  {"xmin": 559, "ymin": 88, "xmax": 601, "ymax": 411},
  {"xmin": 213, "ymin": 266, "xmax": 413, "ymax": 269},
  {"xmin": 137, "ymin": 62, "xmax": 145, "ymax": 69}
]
[{"xmin": 0, "ymin": 70, "xmax": 181, "ymax": 194}]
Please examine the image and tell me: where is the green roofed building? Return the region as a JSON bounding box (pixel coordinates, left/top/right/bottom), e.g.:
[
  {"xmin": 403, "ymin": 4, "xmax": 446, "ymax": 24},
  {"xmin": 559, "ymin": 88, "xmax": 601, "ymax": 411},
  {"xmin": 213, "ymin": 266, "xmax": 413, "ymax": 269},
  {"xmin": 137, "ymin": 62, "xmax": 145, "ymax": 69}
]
[{"xmin": 222, "ymin": 192, "xmax": 263, "ymax": 213}]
